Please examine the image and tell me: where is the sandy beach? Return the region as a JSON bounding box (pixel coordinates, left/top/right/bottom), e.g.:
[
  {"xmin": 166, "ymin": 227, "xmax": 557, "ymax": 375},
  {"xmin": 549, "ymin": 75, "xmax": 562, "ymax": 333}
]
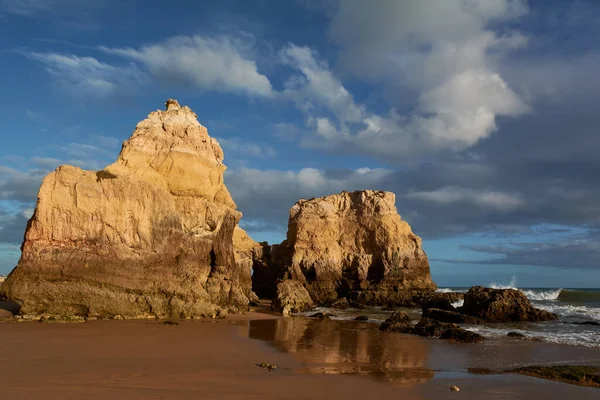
[{"xmin": 2, "ymin": 310, "xmax": 599, "ymax": 400}]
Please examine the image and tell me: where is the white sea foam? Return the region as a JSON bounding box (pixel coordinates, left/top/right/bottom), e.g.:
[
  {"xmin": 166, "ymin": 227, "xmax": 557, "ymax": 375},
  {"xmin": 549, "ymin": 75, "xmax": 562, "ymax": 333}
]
[
  {"xmin": 465, "ymin": 326, "xmax": 600, "ymax": 348},
  {"xmin": 436, "ymin": 288, "xmax": 467, "ymax": 293},
  {"xmin": 522, "ymin": 289, "xmax": 562, "ymax": 301},
  {"xmin": 489, "ymin": 276, "xmax": 518, "ymax": 290},
  {"xmin": 451, "ymin": 299, "xmax": 464, "ymax": 308},
  {"xmin": 535, "ymin": 303, "xmax": 600, "ymax": 322},
  {"xmin": 488, "ymin": 278, "xmax": 562, "ymax": 301}
]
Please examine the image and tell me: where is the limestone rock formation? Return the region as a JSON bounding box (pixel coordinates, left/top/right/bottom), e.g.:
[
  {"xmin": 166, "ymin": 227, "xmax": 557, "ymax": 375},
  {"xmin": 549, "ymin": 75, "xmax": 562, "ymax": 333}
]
[
  {"xmin": 272, "ymin": 190, "xmax": 436, "ymax": 309},
  {"xmin": 271, "ymin": 280, "xmax": 314, "ymax": 315},
  {"xmin": 0, "ymin": 99, "xmax": 254, "ymax": 319},
  {"xmin": 232, "ymin": 227, "xmax": 260, "ymax": 304},
  {"xmin": 459, "ymin": 286, "xmax": 558, "ymax": 322}
]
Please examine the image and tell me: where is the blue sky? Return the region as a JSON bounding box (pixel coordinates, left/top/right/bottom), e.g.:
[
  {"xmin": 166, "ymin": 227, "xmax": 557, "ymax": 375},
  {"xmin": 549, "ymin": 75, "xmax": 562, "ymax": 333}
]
[{"xmin": 1, "ymin": 0, "xmax": 600, "ymax": 288}]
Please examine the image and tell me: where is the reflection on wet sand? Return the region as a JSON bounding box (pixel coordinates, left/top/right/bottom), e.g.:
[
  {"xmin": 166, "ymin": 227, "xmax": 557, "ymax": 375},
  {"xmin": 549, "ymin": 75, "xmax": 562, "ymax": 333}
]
[{"xmin": 248, "ymin": 318, "xmax": 434, "ymax": 387}]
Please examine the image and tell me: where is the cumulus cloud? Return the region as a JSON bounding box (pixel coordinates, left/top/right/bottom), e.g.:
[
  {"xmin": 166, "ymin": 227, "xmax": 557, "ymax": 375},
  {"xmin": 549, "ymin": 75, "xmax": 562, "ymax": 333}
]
[
  {"xmin": 101, "ymin": 35, "xmax": 274, "ymax": 97},
  {"xmin": 0, "ymin": 208, "xmax": 30, "ymax": 244},
  {"xmin": 329, "ymin": 0, "xmax": 528, "ymax": 78},
  {"xmin": 274, "ymin": 1, "xmax": 529, "ymax": 162},
  {"xmin": 450, "ymin": 236, "xmax": 600, "ymax": 270},
  {"xmin": 279, "ymin": 44, "xmax": 526, "ymax": 161},
  {"xmin": 25, "ymin": 34, "xmax": 273, "ymax": 98},
  {"xmin": 407, "ymin": 187, "xmax": 524, "ymax": 212},
  {"xmin": 226, "ymin": 167, "xmax": 392, "ymax": 234},
  {"xmin": 0, "ymin": 166, "xmax": 47, "ymax": 203},
  {"xmin": 24, "ymin": 52, "xmax": 140, "ymax": 97}
]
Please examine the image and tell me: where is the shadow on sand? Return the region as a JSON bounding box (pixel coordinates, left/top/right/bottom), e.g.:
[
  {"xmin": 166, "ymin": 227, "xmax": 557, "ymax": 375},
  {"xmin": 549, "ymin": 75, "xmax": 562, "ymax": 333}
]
[{"xmin": 0, "ymin": 300, "xmax": 21, "ymax": 316}]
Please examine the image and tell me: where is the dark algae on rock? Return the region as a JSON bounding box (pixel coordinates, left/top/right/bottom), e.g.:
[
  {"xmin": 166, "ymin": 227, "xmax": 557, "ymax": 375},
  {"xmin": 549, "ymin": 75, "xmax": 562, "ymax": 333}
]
[{"xmin": 510, "ymin": 365, "xmax": 600, "ymax": 388}]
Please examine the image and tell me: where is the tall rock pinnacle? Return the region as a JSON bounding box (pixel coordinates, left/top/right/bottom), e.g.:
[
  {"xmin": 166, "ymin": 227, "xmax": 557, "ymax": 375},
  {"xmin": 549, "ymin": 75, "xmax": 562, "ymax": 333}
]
[{"xmin": 0, "ymin": 100, "xmax": 254, "ymax": 319}]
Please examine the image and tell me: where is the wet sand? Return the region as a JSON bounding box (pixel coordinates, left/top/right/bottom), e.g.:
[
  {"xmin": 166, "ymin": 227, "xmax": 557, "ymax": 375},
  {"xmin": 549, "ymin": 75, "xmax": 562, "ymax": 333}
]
[{"xmin": 1, "ymin": 312, "xmax": 600, "ymax": 399}]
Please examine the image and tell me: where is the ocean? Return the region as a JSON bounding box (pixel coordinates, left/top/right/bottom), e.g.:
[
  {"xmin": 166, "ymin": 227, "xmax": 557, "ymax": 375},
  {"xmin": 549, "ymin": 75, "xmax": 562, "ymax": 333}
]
[{"xmin": 301, "ymin": 285, "xmax": 600, "ymax": 348}]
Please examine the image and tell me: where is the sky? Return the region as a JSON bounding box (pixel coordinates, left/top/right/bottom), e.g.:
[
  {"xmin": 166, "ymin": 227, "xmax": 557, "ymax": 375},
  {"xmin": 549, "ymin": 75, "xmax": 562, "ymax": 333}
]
[{"xmin": 1, "ymin": 0, "xmax": 600, "ymax": 288}]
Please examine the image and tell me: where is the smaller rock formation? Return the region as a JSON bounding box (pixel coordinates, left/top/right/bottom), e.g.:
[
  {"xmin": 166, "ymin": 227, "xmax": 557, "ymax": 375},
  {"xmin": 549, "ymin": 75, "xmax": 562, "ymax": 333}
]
[
  {"xmin": 420, "ymin": 293, "xmax": 462, "ymax": 312},
  {"xmin": 309, "ymin": 312, "xmax": 337, "ymax": 320},
  {"xmin": 271, "ymin": 280, "xmax": 314, "ymax": 316},
  {"xmin": 459, "ymin": 286, "xmax": 558, "ymax": 322},
  {"xmin": 380, "ymin": 315, "xmax": 483, "ymax": 343},
  {"xmin": 411, "ymin": 317, "xmax": 458, "ymax": 338},
  {"xmin": 379, "ymin": 311, "xmax": 413, "ymax": 333},
  {"xmin": 270, "ymin": 190, "xmax": 436, "ymax": 312},
  {"xmin": 330, "ymin": 298, "xmax": 350, "ymax": 309},
  {"xmin": 439, "ymin": 327, "xmax": 484, "ymax": 343}
]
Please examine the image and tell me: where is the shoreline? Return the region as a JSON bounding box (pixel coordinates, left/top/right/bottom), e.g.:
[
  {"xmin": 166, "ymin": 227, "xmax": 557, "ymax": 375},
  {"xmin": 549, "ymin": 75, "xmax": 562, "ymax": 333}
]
[{"xmin": 1, "ymin": 309, "xmax": 600, "ymax": 399}]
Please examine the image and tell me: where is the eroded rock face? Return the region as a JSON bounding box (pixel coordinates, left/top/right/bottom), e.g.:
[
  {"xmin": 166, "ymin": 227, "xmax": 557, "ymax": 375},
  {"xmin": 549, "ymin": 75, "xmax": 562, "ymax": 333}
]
[
  {"xmin": 460, "ymin": 286, "xmax": 558, "ymax": 322},
  {"xmin": 271, "ymin": 280, "xmax": 314, "ymax": 315},
  {"xmin": 0, "ymin": 99, "xmax": 253, "ymax": 319},
  {"xmin": 232, "ymin": 227, "xmax": 260, "ymax": 304},
  {"xmin": 272, "ymin": 190, "xmax": 436, "ymax": 308}
]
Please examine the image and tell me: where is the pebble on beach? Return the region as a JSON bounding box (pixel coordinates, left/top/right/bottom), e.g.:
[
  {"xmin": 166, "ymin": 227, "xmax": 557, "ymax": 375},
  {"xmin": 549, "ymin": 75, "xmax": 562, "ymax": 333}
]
[{"xmin": 450, "ymin": 385, "xmax": 460, "ymax": 392}]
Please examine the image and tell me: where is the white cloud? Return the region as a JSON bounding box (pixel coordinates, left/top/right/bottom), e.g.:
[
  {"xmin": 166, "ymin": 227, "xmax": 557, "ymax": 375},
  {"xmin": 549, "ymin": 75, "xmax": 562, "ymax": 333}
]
[
  {"xmin": 407, "ymin": 186, "xmax": 524, "ymax": 212},
  {"xmin": 329, "ymin": 0, "xmax": 528, "ymax": 78},
  {"xmin": 226, "ymin": 165, "xmax": 394, "ymax": 236},
  {"xmin": 24, "ymin": 52, "xmax": 139, "ymax": 97},
  {"xmin": 227, "ymin": 166, "xmax": 392, "ymax": 206},
  {"xmin": 277, "ymin": 1, "xmax": 529, "ymax": 162},
  {"xmin": 280, "ymin": 45, "xmax": 364, "ymax": 123},
  {"xmin": 26, "ymin": 34, "xmax": 273, "ymax": 98},
  {"xmin": 101, "ymin": 35, "xmax": 273, "ymax": 97}
]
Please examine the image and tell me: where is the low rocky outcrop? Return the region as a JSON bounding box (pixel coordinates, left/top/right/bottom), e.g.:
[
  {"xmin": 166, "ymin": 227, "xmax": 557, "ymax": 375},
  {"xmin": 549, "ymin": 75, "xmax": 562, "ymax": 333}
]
[
  {"xmin": 269, "ymin": 190, "xmax": 436, "ymax": 311},
  {"xmin": 309, "ymin": 312, "xmax": 337, "ymax": 320},
  {"xmin": 422, "ymin": 308, "xmax": 484, "ymax": 324},
  {"xmin": 380, "ymin": 311, "xmax": 414, "ymax": 333},
  {"xmin": 351, "ymin": 290, "xmax": 459, "ymax": 308},
  {"xmin": 420, "ymin": 292, "xmax": 463, "ymax": 312},
  {"xmin": 439, "ymin": 327, "xmax": 484, "ymax": 343},
  {"xmin": 380, "ymin": 315, "xmax": 483, "ymax": 343},
  {"xmin": 459, "ymin": 286, "xmax": 558, "ymax": 322},
  {"xmin": 330, "ymin": 298, "xmax": 350, "ymax": 309},
  {"xmin": 271, "ymin": 280, "xmax": 314, "ymax": 316},
  {"xmin": 0, "ymin": 99, "xmax": 256, "ymax": 319},
  {"xmin": 412, "ymin": 317, "xmax": 459, "ymax": 338}
]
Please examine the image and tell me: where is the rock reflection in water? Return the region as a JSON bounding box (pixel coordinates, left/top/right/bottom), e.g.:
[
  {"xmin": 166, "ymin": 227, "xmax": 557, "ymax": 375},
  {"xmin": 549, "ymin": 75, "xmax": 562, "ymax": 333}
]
[{"xmin": 248, "ymin": 318, "xmax": 433, "ymax": 387}]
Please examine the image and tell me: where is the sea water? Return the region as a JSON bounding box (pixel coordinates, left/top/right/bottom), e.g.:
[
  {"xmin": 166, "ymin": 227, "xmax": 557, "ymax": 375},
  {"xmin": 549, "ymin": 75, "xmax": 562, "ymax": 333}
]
[
  {"xmin": 299, "ymin": 285, "xmax": 600, "ymax": 348},
  {"xmin": 450, "ymin": 284, "xmax": 600, "ymax": 348}
]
